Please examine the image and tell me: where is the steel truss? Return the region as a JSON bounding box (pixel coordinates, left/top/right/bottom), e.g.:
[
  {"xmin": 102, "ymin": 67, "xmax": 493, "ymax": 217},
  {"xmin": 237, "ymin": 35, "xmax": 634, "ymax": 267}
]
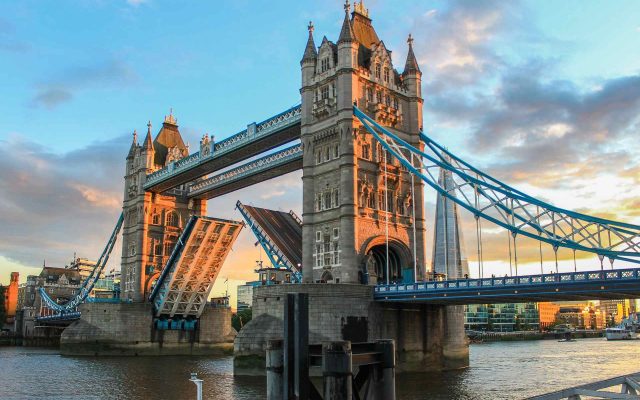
[
  {"xmin": 235, "ymin": 201, "xmax": 302, "ymax": 282},
  {"xmin": 38, "ymin": 213, "xmax": 124, "ymax": 315},
  {"xmin": 353, "ymin": 106, "xmax": 640, "ymax": 265},
  {"xmin": 150, "ymin": 216, "xmax": 243, "ymax": 318}
]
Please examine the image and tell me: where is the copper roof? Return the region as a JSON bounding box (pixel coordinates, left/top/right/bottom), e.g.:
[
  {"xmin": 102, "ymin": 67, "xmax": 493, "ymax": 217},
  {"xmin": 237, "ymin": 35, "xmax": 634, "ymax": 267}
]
[{"xmin": 351, "ymin": 11, "xmax": 379, "ymax": 49}]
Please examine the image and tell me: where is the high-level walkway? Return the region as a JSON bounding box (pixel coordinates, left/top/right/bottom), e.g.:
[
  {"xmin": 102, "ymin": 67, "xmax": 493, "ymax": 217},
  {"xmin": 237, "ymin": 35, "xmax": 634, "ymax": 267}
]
[{"xmin": 144, "ymin": 105, "xmax": 301, "ymax": 193}]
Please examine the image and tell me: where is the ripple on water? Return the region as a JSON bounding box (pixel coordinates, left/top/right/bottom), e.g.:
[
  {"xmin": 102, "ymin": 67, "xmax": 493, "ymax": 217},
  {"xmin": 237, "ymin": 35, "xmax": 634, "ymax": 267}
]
[{"xmin": 0, "ymin": 338, "xmax": 638, "ymax": 399}]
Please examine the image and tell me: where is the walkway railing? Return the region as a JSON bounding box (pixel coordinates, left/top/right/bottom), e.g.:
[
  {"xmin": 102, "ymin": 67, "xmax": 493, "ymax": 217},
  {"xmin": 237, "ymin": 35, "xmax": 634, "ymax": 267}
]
[
  {"xmin": 187, "ymin": 143, "xmax": 302, "ymax": 198},
  {"xmin": 375, "ymin": 268, "xmax": 640, "ymax": 296},
  {"xmin": 527, "ymin": 371, "xmax": 640, "ymax": 399},
  {"xmin": 144, "ymin": 105, "xmax": 301, "ymax": 189}
]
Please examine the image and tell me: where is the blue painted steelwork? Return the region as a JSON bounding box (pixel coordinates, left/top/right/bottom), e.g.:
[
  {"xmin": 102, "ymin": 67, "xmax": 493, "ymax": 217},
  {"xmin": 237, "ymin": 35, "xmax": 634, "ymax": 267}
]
[
  {"xmin": 36, "ymin": 311, "xmax": 81, "ymax": 322},
  {"xmin": 38, "ymin": 213, "xmax": 124, "ymax": 319},
  {"xmin": 235, "ymin": 201, "xmax": 302, "ymax": 282},
  {"xmin": 187, "ymin": 143, "xmax": 302, "ymax": 198},
  {"xmin": 144, "ymin": 105, "xmax": 301, "ymax": 189},
  {"xmin": 150, "ymin": 216, "xmax": 243, "ymax": 318},
  {"xmin": 154, "ymin": 318, "xmax": 198, "ymax": 331},
  {"xmin": 375, "ymin": 267, "xmax": 640, "ymax": 304},
  {"xmin": 85, "ymin": 297, "xmax": 126, "ymax": 304},
  {"xmin": 148, "ymin": 216, "xmax": 198, "ymax": 304},
  {"xmin": 353, "ymin": 106, "xmax": 640, "ymax": 264}
]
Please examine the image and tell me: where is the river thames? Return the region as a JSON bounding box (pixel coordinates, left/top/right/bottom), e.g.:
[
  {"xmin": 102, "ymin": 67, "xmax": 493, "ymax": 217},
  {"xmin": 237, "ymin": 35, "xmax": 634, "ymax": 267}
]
[{"xmin": 1, "ymin": 338, "xmax": 638, "ymax": 399}]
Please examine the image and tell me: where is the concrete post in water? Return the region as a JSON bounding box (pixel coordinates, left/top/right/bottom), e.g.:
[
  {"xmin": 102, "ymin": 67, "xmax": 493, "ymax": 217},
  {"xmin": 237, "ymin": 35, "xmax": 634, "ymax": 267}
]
[
  {"xmin": 376, "ymin": 339, "xmax": 396, "ymax": 400},
  {"xmin": 323, "ymin": 341, "xmax": 352, "ymax": 400},
  {"xmin": 266, "ymin": 339, "xmax": 284, "ymax": 400},
  {"xmin": 189, "ymin": 372, "xmax": 203, "ymax": 400}
]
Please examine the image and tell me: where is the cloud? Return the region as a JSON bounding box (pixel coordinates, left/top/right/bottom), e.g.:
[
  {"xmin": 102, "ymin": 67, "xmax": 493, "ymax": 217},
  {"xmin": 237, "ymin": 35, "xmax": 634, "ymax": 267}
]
[
  {"xmin": 30, "ymin": 88, "xmax": 73, "ymax": 109},
  {"xmin": 30, "ymin": 59, "xmax": 139, "ymax": 109},
  {"xmin": 0, "ymin": 134, "xmax": 127, "ymax": 269},
  {"xmin": 0, "ymin": 17, "xmax": 30, "ymax": 53},
  {"xmin": 402, "ymin": 0, "xmax": 640, "ymax": 271}
]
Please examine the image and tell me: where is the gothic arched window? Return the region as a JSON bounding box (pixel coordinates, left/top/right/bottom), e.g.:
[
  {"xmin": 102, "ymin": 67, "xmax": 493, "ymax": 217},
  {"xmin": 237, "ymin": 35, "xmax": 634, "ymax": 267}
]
[
  {"xmin": 375, "ymin": 63, "xmax": 381, "ymax": 79},
  {"xmin": 384, "ymin": 67, "xmax": 389, "ymax": 83},
  {"xmin": 361, "ymin": 144, "xmax": 370, "ymax": 160},
  {"xmin": 166, "ymin": 212, "xmax": 178, "ymax": 227}
]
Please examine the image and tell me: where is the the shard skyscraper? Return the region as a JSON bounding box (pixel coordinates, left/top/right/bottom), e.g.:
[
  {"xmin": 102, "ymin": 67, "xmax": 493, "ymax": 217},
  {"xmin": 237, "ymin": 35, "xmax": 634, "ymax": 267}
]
[{"xmin": 431, "ymin": 165, "xmax": 470, "ymax": 280}]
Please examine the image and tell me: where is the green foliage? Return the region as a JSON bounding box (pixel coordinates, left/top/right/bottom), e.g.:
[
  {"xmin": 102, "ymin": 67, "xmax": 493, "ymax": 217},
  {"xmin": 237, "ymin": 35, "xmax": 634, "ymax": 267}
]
[{"xmin": 232, "ymin": 308, "xmax": 252, "ymax": 332}]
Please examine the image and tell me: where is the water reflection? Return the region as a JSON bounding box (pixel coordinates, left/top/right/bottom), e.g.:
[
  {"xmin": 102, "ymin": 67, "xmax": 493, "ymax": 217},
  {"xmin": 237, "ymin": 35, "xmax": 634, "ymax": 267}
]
[{"xmin": 0, "ymin": 338, "xmax": 638, "ymax": 400}]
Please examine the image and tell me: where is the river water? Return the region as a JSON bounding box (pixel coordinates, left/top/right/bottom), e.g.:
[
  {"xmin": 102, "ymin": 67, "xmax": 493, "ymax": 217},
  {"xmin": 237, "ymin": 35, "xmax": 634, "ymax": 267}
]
[{"xmin": 1, "ymin": 338, "xmax": 638, "ymax": 399}]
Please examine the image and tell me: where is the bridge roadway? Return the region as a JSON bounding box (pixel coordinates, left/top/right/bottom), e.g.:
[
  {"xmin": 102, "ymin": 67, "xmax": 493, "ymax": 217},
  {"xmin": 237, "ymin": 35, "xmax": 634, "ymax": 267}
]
[
  {"xmin": 374, "ymin": 268, "xmax": 640, "ymax": 304},
  {"xmin": 240, "ymin": 202, "xmax": 302, "ymax": 269},
  {"xmin": 144, "ymin": 105, "xmax": 301, "ymax": 193}
]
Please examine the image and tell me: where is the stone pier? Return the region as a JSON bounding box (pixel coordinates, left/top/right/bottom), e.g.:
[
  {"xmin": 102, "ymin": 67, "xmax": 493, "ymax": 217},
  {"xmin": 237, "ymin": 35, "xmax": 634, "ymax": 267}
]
[
  {"xmin": 60, "ymin": 302, "xmax": 235, "ymax": 356},
  {"xmin": 233, "ymin": 284, "xmax": 469, "ymax": 375}
]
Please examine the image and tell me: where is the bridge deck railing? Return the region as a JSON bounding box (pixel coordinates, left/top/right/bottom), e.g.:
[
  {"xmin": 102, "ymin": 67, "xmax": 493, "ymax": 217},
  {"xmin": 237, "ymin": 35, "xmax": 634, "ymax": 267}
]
[
  {"xmin": 144, "ymin": 105, "xmax": 301, "ymax": 188},
  {"xmin": 187, "ymin": 143, "xmax": 302, "ymax": 198},
  {"xmin": 374, "ymin": 268, "xmax": 640, "ymax": 295}
]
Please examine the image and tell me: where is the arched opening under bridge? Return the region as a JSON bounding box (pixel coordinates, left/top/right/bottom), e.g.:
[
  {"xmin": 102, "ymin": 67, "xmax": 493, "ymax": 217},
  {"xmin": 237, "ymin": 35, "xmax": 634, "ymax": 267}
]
[{"xmin": 362, "ymin": 238, "xmax": 411, "ymax": 284}]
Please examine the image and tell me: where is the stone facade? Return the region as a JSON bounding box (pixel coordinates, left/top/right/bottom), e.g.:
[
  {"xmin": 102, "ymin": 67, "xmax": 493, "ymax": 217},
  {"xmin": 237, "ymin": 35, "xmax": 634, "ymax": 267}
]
[
  {"xmin": 233, "ymin": 284, "xmax": 468, "ymax": 375},
  {"xmin": 60, "ymin": 302, "xmax": 235, "ymax": 356},
  {"xmin": 121, "ymin": 117, "xmax": 206, "ymax": 302},
  {"xmin": 300, "ymin": 3, "xmax": 426, "ymax": 285}
]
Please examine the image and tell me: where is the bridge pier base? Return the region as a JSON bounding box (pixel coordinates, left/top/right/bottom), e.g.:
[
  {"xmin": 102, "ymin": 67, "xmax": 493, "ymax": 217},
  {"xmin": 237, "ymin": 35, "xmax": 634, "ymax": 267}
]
[
  {"xmin": 233, "ymin": 284, "xmax": 468, "ymax": 375},
  {"xmin": 60, "ymin": 302, "xmax": 236, "ymax": 356}
]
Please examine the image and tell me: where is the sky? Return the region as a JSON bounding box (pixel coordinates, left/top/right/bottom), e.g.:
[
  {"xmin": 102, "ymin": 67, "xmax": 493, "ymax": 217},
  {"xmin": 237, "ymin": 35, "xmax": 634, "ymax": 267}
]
[{"xmin": 1, "ymin": 0, "xmax": 639, "ymax": 307}]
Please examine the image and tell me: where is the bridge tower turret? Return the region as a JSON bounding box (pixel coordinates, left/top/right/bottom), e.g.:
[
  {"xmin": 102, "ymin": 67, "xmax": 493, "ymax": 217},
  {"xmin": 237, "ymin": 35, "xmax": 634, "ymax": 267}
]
[
  {"xmin": 300, "ymin": 1, "xmax": 427, "ymax": 284},
  {"xmin": 120, "ymin": 114, "xmax": 207, "ymax": 302}
]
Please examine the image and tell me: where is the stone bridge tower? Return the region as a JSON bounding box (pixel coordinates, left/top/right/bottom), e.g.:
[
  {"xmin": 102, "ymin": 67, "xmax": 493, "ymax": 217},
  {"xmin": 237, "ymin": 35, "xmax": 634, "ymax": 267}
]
[
  {"xmin": 120, "ymin": 114, "xmax": 206, "ymax": 302},
  {"xmin": 300, "ymin": 1, "xmax": 426, "ymax": 285}
]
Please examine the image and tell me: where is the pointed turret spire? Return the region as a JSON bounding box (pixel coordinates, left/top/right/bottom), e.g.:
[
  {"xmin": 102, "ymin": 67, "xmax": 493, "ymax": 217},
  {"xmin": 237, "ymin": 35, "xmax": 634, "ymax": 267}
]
[
  {"xmin": 338, "ymin": 1, "xmax": 355, "ymax": 43},
  {"xmin": 301, "ymin": 21, "xmax": 318, "ymax": 62},
  {"xmin": 353, "ymin": 0, "xmax": 369, "ymax": 18},
  {"xmin": 127, "ymin": 130, "xmax": 138, "ymax": 159},
  {"xmin": 142, "ymin": 121, "xmax": 154, "ymax": 151},
  {"xmin": 403, "ymin": 34, "xmax": 421, "ymax": 75}
]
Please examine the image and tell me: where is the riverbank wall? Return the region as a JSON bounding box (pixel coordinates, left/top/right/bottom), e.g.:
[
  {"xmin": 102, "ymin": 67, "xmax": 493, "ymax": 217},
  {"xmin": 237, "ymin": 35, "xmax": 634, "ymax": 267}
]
[
  {"xmin": 60, "ymin": 302, "xmax": 236, "ymax": 356},
  {"xmin": 468, "ymin": 330, "xmax": 604, "ymax": 343}
]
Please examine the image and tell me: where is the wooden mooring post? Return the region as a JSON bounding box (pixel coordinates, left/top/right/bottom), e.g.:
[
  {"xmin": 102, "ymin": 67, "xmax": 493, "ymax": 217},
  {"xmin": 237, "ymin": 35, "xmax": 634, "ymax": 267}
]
[{"xmin": 266, "ymin": 292, "xmax": 396, "ymax": 400}]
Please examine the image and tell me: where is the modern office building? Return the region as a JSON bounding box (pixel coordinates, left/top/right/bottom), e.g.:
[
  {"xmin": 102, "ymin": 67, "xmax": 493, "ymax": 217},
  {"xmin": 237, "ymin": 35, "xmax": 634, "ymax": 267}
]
[{"xmin": 464, "ymin": 303, "xmax": 539, "ymax": 332}]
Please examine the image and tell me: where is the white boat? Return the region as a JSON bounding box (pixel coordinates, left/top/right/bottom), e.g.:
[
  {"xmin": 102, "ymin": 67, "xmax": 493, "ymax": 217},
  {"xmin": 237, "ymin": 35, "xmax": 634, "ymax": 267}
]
[{"xmin": 605, "ymin": 327, "xmax": 633, "ymax": 340}]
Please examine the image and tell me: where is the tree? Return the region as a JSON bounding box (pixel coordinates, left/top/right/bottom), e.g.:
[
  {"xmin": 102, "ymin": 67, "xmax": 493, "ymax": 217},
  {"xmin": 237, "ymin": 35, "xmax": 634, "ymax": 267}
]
[{"xmin": 232, "ymin": 308, "xmax": 252, "ymax": 332}]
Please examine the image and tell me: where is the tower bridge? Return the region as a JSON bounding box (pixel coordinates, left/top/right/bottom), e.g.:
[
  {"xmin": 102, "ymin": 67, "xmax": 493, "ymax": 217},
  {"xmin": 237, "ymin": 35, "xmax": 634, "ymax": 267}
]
[{"xmin": 47, "ymin": 1, "xmax": 639, "ymax": 373}]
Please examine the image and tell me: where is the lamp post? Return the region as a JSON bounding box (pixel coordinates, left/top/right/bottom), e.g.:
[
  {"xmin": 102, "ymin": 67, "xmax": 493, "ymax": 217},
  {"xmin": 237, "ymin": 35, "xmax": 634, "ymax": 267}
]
[{"xmin": 190, "ymin": 372, "xmax": 203, "ymax": 400}]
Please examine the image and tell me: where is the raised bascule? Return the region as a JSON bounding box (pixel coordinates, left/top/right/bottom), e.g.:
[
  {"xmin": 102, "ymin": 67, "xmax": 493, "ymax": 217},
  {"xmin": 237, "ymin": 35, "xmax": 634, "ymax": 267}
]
[{"xmin": 45, "ymin": 1, "xmax": 640, "ymax": 372}]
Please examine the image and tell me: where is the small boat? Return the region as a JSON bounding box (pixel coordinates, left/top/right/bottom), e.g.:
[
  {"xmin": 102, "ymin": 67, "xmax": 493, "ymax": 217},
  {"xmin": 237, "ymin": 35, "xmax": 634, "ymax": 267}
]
[
  {"xmin": 558, "ymin": 338, "xmax": 577, "ymax": 342},
  {"xmin": 605, "ymin": 327, "xmax": 633, "ymax": 341}
]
